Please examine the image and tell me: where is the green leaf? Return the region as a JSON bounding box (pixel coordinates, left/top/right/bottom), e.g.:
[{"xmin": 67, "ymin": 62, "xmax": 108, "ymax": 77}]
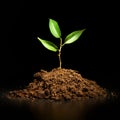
[
  {"xmin": 64, "ymin": 29, "xmax": 86, "ymax": 44},
  {"xmin": 49, "ymin": 18, "xmax": 61, "ymax": 38},
  {"xmin": 37, "ymin": 37, "xmax": 58, "ymax": 52}
]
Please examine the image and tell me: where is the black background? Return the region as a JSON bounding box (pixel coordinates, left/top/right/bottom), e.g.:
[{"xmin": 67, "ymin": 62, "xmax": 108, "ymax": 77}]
[{"xmin": 1, "ymin": 1, "xmax": 120, "ymax": 92}]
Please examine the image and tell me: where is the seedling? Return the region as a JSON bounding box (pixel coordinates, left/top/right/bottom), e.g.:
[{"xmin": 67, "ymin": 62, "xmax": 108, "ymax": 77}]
[{"xmin": 37, "ymin": 18, "xmax": 86, "ymax": 68}]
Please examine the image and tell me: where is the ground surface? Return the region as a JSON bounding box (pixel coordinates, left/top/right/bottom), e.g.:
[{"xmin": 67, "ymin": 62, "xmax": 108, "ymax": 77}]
[{"xmin": 5, "ymin": 68, "xmax": 109, "ymax": 103}]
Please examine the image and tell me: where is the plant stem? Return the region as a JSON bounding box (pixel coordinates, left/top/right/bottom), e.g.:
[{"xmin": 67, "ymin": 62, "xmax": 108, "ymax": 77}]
[{"xmin": 58, "ymin": 38, "xmax": 62, "ymax": 68}]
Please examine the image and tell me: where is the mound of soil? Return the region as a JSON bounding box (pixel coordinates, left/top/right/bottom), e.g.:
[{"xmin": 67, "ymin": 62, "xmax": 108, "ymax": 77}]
[{"xmin": 6, "ymin": 68, "xmax": 108, "ymax": 103}]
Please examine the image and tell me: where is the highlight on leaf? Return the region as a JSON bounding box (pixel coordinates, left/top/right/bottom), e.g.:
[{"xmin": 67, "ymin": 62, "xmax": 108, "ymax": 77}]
[
  {"xmin": 49, "ymin": 18, "xmax": 61, "ymax": 38},
  {"xmin": 37, "ymin": 37, "xmax": 58, "ymax": 52},
  {"xmin": 64, "ymin": 29, "xmax": 86, "ymax": 44}
]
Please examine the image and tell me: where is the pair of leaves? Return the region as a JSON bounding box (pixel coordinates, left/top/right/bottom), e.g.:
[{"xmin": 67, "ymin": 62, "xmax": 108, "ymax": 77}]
[{"xmin": 37, "ymin": 18, "xmax": 85, "ymax": 52}]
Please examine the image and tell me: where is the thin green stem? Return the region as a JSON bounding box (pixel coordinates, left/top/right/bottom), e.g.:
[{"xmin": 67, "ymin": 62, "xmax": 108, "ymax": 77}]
[{"xmin": 58, "ymin": 37, "xmax": 62, "ymax": 68}]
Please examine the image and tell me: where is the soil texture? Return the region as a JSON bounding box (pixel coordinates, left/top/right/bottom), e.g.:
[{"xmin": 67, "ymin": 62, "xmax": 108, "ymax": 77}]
[{"xmin": 6, "ymin": 68, "xmax": 109, "ymax": 103}]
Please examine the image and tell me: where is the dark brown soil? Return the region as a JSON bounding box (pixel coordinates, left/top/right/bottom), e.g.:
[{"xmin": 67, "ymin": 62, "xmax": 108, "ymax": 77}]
[{"xmin": 6, "ymin": 68, "xmax": 109, "ymax": 103}]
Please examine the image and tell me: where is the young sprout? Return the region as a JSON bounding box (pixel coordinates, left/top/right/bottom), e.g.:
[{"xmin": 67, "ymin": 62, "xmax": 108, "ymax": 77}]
[{"xmin": 37, "ymin": 18, "xmax": 86, "ymax": 68}]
